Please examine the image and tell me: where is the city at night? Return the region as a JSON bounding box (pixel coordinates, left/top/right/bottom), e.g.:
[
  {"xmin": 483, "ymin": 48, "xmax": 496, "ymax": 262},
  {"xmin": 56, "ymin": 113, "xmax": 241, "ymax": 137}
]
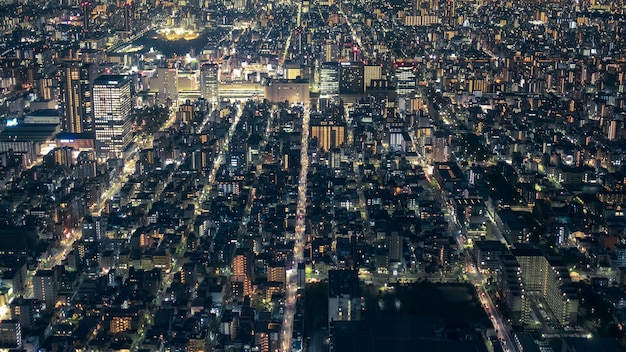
[{"xmin": 0, "ymin": 0, "xmax": 625, "ymax": 351}]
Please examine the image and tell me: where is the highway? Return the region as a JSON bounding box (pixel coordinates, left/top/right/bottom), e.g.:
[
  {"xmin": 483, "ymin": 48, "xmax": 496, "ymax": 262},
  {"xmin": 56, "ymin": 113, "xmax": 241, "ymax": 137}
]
[{"xmin": 280, "ymin": 107, "xmax": 310, "ymax": 352}]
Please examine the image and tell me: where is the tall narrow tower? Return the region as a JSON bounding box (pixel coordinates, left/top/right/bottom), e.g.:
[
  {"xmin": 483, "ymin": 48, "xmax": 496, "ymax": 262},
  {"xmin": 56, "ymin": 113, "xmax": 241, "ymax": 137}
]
[
  {"xmin": 93, "ymin": 75, "xmax": 132, "ymax": 159},
  {"xmin": 123, "ymin": 2, "xmax": 133, "ymax": 34},
  {"xmin": 81, "ymin": 1, "xmax": 91, "ymax": 32},
  {"xmin": 200, "ymin": 63, "xmax": 219, "ymax": 108},
  {"xmin": 60, "ymin": 60, "xmax": 96, "ymax": 134}
]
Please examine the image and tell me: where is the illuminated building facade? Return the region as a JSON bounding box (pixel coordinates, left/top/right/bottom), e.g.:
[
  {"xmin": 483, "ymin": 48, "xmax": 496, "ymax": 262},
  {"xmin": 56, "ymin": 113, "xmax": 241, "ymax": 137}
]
[
  {"xmin": 200, "ymin": 63, "xmax": 219, "ymax": 107},
  {"xmin": 60, "ymin": 60, "xmax": 96, "ymax": 134},
  {"xmin": 93, "ymin": 75, "xmax": 132, "ymax": 159}
]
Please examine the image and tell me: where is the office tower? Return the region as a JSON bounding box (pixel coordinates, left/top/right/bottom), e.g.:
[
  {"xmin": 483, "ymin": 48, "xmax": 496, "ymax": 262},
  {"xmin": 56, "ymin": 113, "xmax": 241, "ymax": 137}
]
[
  {"xmin": 33, "ymin": 270, "xmax": 58, "ymax": 308},
  {"xmin": 93, "ymin": 75, "xmax": 132, "ymax": 159},
  {"xmin": 200, "ymin": 63, "xmax": 219, "ymax": 107},
  {"xmin": 319, "ymin": 62, "xmax": 339, "ymax": 102},
  {"xmin": 364, "ymin": 65, "xmax": 382, "ymax": 90},
  {"xmin": 0, "ymin": 320, "xmax": 21, "ymax": 349},
  {"xmin": 310, "ymin": 119, "xmax": 346, "ymax": 152},
  {"xmin": 338, "ymin": 61, "xmax": 364, "ymax": 95},
  {"xmin": 60, "ymin": 60, "xmax": 96, "ymax": 134},
  {"xmin": 153, "ymin": 67, "xmax": 178, "ymax": 104},
  {"xmin": 395, "ymin": 61, "xmax": 417, "ymax": 97}
]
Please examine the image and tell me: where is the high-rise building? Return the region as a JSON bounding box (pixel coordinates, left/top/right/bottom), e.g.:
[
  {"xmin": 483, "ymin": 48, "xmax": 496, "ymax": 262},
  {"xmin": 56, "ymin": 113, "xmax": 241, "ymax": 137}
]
[
  {"xmin": 200, "ymin": 63, "xmax": 219, "ymax": 108},
  {"xmin": 81, "ymin": 1, "xmax": 91, "ymax": 32},
  {"xmin": 512, "ymin": 245, "xmax": 578, "ymax": 325},
  {"xmin": 328, "ymin": 270, "xmax": 361, "ymax": 326},
  {"xmin": 388, "ymin": 233, "xmax": 403, "ymax": 263},
  {"xmin": 60, "ymin": 60, "xmax": 96, "ymax": 134},
  {"xmin": 0, "ymin": 320, "xmax": 21, "ymax": 349},
  {"xmin": 93, "ymin": 75, "xmax": 132, "ymax": 159},
  {"xmin": 319, "ymin": 62, "xmax": 339, "ymax": 102},
  {"xmin": 123, "ymin": 2, "xmax": 133, "ymax": 33},
  {"xmin": 364, "ymin": 65, "xmax": 382, "ymax": 90},
  {"xmin": 153, "ymin": 67, "xmax": 178, "ymax": 105},
  {"xmin": 310, "ymin": 119, "xmax": 346, "ymax": 151},
  {"xmin": 33, "ymin": 270, "xmax": 57, "ymax": 308},
  {"xmin": 267, "ymin": 262, "xmax": 286, "ymax": 284},
  {"xmin": 338, "ymin": 61, "xmax": 364, "ymax": 95},
  {"xmin": 10, "ymin": 299, "xmax": 34, "ymax": 330},
  {"xmin": 231, "ymin": 249, "xmax": 252, "ymax": 298},
  {"xmin": 395, "ymin": 61, "xmax": 417, "ymax": 97},
  {"xmin": 232, "ymin": 249, "xmax": 250, "ymax": 277}
]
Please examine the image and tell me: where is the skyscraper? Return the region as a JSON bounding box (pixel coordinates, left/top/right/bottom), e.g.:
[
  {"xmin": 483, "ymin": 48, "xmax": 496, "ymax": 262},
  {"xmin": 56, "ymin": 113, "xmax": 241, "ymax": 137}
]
[
  {"xmin": 93, "ymin": 75, "xmax": 132, "ymax": 159},
  {"xmin": 123, "ymin": 2, "xmax": 133, "ymax": 34},
  {"xmin": 395, "ymin": 61, "xmax": 417, "ymax": 97},
  {"xmin": 81, "ymin": 1, "xmax": 91, "ymax": 32},
  {"xmin": 200, "ymin": 63, "xmax": 219, "ymax": 107},
  {"xmin": 60, "ymin": 60, "xmax": 96, "ymax": 134},
  {"xmin": 338, "ymin": 61, "xmax": 364, "ymax": 95},
  {"xmin": 319, "ymin": 62, "xmax": 339, "ymax": 103}
]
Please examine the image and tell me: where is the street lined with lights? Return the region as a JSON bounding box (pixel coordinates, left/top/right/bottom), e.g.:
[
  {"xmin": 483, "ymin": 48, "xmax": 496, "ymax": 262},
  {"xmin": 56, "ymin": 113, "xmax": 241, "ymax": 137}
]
[{"xmin": 280, "ymin": 106, "xmax": 310, "ymax": 352}]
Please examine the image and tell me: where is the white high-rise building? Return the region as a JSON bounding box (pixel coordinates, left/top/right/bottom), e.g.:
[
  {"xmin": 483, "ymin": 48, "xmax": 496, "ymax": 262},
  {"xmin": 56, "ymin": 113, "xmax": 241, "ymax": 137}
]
[
  {"xmin": 200, "ymin": 63, "xmax": 219, "ymax": 108},
  {"xmin": 319, "ymin": 62, "xmax": 339, "ymax": 102},
  {"xmin": 395, "ymin": 62, "xmax": 417, "ymax": 97},
  {"xmin": 93, "ymin": 75, "xmax": 132, "ymax": 159}
]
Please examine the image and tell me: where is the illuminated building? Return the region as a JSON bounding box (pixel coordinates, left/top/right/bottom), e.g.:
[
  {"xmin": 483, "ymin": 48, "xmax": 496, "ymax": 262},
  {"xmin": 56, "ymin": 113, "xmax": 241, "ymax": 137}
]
[
  {"xmin": 33, "ymin": 270, "xmax": 57, "ymax": 308},
  {"xmin": 0, "ymin": 320, "xmax": 21, "ymax": 349},
  {"xmin": 153, "ymin": 67, "xmax": 178, "ymax": 105},
  {"xmin": 310, "ymin": 119, "xmax": 346, "ymax": 152},
  {"xmin": 200, "ymin": 63, "xmax": 219, "ymax": 107},
  {"xmin": 319, "ymin": 62, "xmax": 339, "ymax": 103},
  {"xmin": 395, "ymin": 61, "xmax": 417, "ymax": 98},
  {"xmin": 110, "ymin": 316, "xmax": 132, "ymax": 333},
  {"xmin": 512, "ymin": 245, "xmax": 578, "ymax": 325},
  {"xmin": 10, "ymin": 299, "xmax": 34, "ymax": 330},
  {"xmin": 267, "ymin": 262, "xmax": 286, "ymax": 284},
  {"xmin": 264, "ymin": 79, "xmax": 310, "ymax": 106},
  {"xmin": 93, "ymin": 75, "xmax": 132, "ymax": 159},
  {"xmin": 233, "ymin": 249, "xmax": 250, "ymax": 277},
  {"xmin": 231, "ymin": 249, "xmax": 252, "ymax": 298},
  {"xmin": 81, "ymin": 1, "xmax": 91, "ymax": 32},
  {"xmin": 338, "ymin": 61, "xmax": 364, "ymax": 95},
  {"xmin": 328, "ymin": 270, "xmax": 360, "ymax": 326},
  {"xmin": 60, "ymin": 60, "xmax": 96, "ymax": 134}
]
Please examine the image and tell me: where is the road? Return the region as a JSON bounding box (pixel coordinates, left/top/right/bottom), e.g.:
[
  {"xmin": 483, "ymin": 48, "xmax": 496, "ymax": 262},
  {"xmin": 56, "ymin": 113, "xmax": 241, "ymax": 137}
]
[
  {"xmin": 196, "ymin": 105, "xmax": 243, "ymax": 210},
  {"xmin": 280, "ymin": 107, "xmax": 310, "ymax": 352},
  {"xmin": 133, "ymin": 105, "xmax": 243, "ymax": 350}
]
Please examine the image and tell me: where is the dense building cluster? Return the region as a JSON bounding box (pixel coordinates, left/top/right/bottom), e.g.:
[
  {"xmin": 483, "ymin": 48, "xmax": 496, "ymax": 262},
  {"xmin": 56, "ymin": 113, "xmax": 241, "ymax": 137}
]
[{"xmin": 0, "ymin": 0, "xmax": 626, "ymax": 351}]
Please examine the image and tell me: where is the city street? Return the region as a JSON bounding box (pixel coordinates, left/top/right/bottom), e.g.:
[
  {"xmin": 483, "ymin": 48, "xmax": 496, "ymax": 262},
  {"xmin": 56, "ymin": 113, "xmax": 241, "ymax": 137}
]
[{"xmin": 281, "ymin": 106, "xmax": 310, "ymax": 352}]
